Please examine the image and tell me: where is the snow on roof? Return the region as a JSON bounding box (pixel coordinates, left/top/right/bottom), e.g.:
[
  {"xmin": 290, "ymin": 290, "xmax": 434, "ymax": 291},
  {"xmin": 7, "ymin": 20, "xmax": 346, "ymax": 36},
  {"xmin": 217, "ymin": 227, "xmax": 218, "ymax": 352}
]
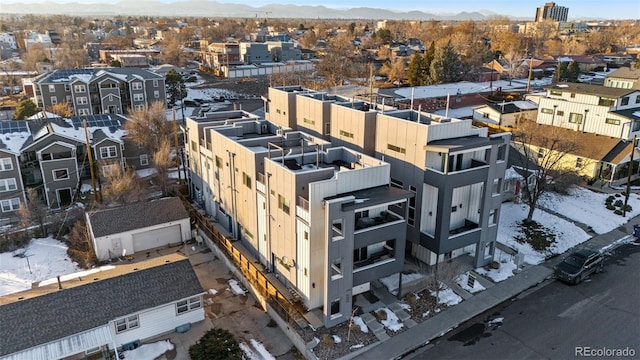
[
  {"xmin": 393, "ymin": 80, "xmax": 528, "ymax": 100},
  {"xmin": 49, "ymin": 118, "xmax": 126, "ymax": 143},
  {"xmin": 0, "ymin": 132, "xmax": 31, "ymax": 154},
  {"xmin": 431, "ymin": 106, "xmax": 474, "ymax": 119},
  {"xmin": 69, "ymin": 74, "xmax": 92, "ymax": 83},
  {"xmin": 512, "ymin": 100, "xmax": 538, "ymax": 110},
  {"xmin": 504, "ymin": 167, "xmax": 521, "ymax": 180},
  {"xmin": 28, "ymin": 111, "xmax": 58, "ymax": 120}
]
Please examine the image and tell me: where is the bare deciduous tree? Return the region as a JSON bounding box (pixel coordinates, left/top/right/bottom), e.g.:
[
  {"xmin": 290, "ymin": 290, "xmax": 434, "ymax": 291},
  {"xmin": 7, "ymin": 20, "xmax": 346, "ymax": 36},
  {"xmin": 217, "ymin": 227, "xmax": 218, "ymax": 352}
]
[
  {"xmin": 17, "ymin": 188, "xmax": 48, "ymax": 238},
  {"xmin": 124, "ymin": 101, "xmax": 174, "ymax": 154},
  {"xmin": 511, "ymin": 119, "xmax": 583, "ymax": 222},
  {"xmin": 153, "ymin": 139, "xmax": 173, "ymax": 197},
  {"xmin": 102, "ymin": 166, "xmax": 145, "ymax": 205},
  {"xmin": 46, "ymin": 102, "xmax": 74, "ymax": 117},
  {"xmin": 66, "ymin": 220, "xmax": 97, "ymax": 269}
]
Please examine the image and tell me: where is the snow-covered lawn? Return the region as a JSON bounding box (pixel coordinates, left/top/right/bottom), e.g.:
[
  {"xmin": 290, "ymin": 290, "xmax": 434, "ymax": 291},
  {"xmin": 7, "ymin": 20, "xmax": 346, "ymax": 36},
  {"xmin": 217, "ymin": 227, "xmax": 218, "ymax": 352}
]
[
  {"xmin": 538, "ymin": 186, "xmax": 640, "ymax": 234},
  {"xmin": 376, "ymin": 307, "xmax": 404, "ymax": 332},
  {"xmin": 430, "ymin": 286, "xmax": 463, "ymax": 307},
  {"xmin": 0, "ymin": 237, "xmax": 80, "ymax": 296},
  {"xmin": 497, "ymin": 202, "xmax": 591, "ymax": 264},
  {"xmin": 240, "ymin": 339, "xmax": 276, "ymax": 360},
  {"xmin": 475, "ymin": 249, "xmax": 518, "ymax": 282}
]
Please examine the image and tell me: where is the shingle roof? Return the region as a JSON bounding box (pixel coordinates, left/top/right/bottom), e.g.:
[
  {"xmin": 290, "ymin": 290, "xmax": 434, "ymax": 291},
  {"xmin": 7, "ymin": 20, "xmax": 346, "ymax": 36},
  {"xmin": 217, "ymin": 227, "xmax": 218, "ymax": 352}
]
[
  {"xmin": 34, "ymin": 67, "xmax": 163, "ymax": 84},
  {"xmin": 0, "ymin": 254, "xmax": 203, "ymax": 356},
  {"xmin": 513, "ymin": 122, "xmax": 629, "ymax": 163},
  {"xmin": 87, "ymin": 197, "xmax": 189, "ymax": 238},
  {"xmin": 605, "ymin": 67, "xmax": 640, "ymax": 81},
  {"xmin": 546, "ymin": 82, "xmax": 635, "ymax": 97}
]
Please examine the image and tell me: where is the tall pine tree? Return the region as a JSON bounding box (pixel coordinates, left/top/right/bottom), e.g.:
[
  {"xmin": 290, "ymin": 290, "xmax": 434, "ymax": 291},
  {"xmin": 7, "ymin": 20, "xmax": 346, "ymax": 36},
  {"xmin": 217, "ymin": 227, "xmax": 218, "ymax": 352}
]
[{"xmin": 429, "ymin": 41, "xmax": 463, "ymax": 84}]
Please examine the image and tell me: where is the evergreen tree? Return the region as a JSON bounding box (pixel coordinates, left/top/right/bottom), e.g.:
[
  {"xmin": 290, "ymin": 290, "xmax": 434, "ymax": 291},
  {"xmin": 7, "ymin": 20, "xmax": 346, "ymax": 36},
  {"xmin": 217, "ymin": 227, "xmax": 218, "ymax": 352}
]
[
  {"xmin": 429, "ymin": 41, "xmax": 463, "ymax": 84},
  {"xmin": 407, "ymin": 53, "xmax": 424, "ymax": 86},
  {"xmin": 554, "ymin": 61, "xmax": 568, "ymax": 82},
  {"xmin": 13, "ymin": 98, "xmax": 39, "ymax": 120},
  {"xmin": 566, "ymin": 60, "xmax": 581, "ymax": 82},
  {"xmin": 165, "ymin": 69, "xmax": 186, "ymax": 107}
]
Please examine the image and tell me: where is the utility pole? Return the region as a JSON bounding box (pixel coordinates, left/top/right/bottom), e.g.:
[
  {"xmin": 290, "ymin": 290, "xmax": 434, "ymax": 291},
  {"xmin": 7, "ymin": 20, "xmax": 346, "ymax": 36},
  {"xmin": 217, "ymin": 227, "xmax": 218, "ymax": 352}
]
[
  {"xmin": 624, "ymin": 134, "xmax": 636, "ymax": 217},
  {"xmin": 525, "ymin": 54, "xmax": 534, "ymax": 94},
  {"xmin": 83, "ymin": 120, "xmax": 100, "ymax": 203},
  {"xmin": 173, "ymin": 109, "xmax": 182, "ymax": 182}
]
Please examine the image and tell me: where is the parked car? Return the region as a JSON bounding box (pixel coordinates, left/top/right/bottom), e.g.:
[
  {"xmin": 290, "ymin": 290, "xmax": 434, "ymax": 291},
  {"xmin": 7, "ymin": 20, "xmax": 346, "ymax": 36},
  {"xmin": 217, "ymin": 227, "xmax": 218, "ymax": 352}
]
[
  {"xmin": 183, "ymin": 99, "xmax": 201, "ymax": 107},
  {"xmin": 554, "ymin": 249, "xmax": 604, "ymax": 284}
]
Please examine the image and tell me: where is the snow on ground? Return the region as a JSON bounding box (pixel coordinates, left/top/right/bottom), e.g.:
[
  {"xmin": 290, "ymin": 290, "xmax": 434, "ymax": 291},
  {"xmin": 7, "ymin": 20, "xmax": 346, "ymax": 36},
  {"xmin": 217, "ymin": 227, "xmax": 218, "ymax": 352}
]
[
  {"xmin": 456, "ymin": 273, "xmax": 486, "ymax": 294},
  {"xmin": 136, "ymin": 168, "xmax": 157, "ymax": 179},
  {"xmin": 240, "ymin": 342, "xmax": 257, "ymax": 359},
  {"xmin": 377, "ymin": 307, "xmax": 404, "ymax": 332},
  {"xmin": 475, "ymin": 249, "xmax": 518, "ymax": 282},
  {"xmin": 0, "ymin": 237, "xmax": 81, "ymax": 296},
  {"xmin": 249, "ymin": 339, "xmax": 275, "ymax": 360},
  {"xmin": 538, "ymin": 186, "xmax": 640, "ymax": 234},
  {"xmin": 497, "ymin": 202, "xmax": 591, "ymax": 265},
  {"xmin": 228, "ymin": 278, "xmax": 247, "ymax": 295},
  {"xmin": 430, "ymin": 286, "xmax": 463, "ymax": 307},
  {"xmin": 121, "ymin": 340, "xmax": 173, "ymax": 360},
  {"xmin": 379, "ymin": 272, "xmax": 425, "ymax": 295},
  {"xmin": 208, "ymin": 288, "xmax": 218, "ymax": 295},
  {"xmin": 352, "ymin": 316, "xmax": 368, "ymax": 333},
  {"xmin": 332, "ymin": 335, "xmax": 342, "ymax": 344}
]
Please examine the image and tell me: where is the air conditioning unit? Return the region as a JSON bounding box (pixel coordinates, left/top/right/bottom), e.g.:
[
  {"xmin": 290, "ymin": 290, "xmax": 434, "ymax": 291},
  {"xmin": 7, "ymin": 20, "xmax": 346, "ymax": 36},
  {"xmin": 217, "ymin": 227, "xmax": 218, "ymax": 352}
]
[{"xmin": 261, "ymin": 124, "xmax": 268, "ymax": 133}]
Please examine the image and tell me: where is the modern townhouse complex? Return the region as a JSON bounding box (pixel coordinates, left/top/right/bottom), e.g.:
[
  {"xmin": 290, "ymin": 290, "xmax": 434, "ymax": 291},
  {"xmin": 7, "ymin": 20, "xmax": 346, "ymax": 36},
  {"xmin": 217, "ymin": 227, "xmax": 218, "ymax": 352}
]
[
  {"xmin": 266, "ymin": 86, "xmax": 511, "ymax": 269},
  {"xmin": 0, "ymin": 114, "xmax": 150, "ymax": 224},
  {"xmin": 25, "ymin": 68, "xmax": 166, "ymax": 117},
  {"xmin": 185, "ymin": 111, "xmax": 412, "ymax": 327}
]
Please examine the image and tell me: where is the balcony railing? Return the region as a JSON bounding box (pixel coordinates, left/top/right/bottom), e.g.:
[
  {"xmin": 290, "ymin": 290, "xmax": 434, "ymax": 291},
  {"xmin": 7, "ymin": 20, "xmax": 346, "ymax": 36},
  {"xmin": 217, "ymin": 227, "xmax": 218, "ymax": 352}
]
[
  {"xmin": 354, "ymin": 211, "xmax": 401, "ymax": 231},
  {"xmin": 449, "ymin": 219, "xmax": 479, "ymax": 236}
]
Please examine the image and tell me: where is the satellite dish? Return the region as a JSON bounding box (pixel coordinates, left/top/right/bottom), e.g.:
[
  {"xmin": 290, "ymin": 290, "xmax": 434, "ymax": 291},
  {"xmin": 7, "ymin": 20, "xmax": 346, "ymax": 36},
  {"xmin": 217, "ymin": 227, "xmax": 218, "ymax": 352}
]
[{"xmin": 281, "ymin": 256, "xmax": 289, "ymax": 265}]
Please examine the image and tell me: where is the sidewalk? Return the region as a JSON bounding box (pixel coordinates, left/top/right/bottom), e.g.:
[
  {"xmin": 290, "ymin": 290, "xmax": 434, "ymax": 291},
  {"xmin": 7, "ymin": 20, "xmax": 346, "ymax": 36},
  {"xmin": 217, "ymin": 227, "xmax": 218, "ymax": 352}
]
[{"xmin": 347, "ymin": 214, "xmax": 640, "ymax": 360}]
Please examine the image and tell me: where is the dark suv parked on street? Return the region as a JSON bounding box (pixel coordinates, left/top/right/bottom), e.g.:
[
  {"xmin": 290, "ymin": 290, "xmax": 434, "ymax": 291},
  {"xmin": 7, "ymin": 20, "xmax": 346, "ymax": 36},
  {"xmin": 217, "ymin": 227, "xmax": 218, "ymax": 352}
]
[{"xmin": 554, "ymin": 249, "xmax": 604, "ymax": 284}]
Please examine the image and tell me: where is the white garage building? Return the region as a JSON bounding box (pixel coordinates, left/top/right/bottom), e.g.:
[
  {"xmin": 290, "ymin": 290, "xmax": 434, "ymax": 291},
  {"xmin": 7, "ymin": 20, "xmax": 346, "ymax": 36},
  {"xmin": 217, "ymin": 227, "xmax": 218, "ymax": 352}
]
[{"xmin": 87, "ymin": 197, "xmax": 192, "ymax": 261}]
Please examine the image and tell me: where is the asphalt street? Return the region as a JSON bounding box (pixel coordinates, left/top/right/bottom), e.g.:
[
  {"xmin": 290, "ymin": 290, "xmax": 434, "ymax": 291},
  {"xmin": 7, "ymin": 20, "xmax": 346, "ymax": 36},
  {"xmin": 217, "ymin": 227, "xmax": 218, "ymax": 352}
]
[{"xmin": 405, "ymin": 242, "xmax": 640, "ymax": 360}]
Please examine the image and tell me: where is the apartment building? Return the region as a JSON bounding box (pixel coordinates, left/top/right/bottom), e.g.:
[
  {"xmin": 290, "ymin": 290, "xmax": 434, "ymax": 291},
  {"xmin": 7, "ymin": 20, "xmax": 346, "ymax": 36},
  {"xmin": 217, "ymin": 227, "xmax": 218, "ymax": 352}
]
[
  {"xmin": 239, "ymin": 42, "xmax": 272, "ymax": 65},
  {"xmin": 535, "ymin": 2, "xmax": 569, "ymax": 22},
  {"xmin": 266, "ymin": 86, "xmax": 511, "ymax": 268},
  {"xmin": 185, "ymin": 112, "xmax": 412, "ymax": 327},
  {"xmin": 26, "ymin": 68, "xmax": 166, "ymax": 117},
  {"xmin": 266, "ymin": 41, "xmax": 302, "ymax": 62},
  {"xmin": 604, "ymin": 67, "xmax": 640, "ymax": 90}
]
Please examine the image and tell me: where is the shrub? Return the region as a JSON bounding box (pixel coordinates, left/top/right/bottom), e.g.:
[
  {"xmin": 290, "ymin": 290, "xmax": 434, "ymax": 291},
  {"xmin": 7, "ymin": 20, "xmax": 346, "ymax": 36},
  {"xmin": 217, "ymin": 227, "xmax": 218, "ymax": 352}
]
[
  {"xmin": 321, "ymin": 334, "xmax": 334, "ymax": 345},
  {"xmin": 606, "ymin": 195, "xmax": 615, "ymax": 204},
  {"xmin": 606, "ymin": 204, "xmax": 616, "ymax": 210},
  {"xmin": 375, "ymin": 309, "xmax": 388, "ymax": 321},
  {"xmin": 189, "ymin": 328, "xmax": 243, "ymax": 360},
  {"xmin": 614, "ymin": 209, "xmax": 623, "ymax": 215},
  {"xmin": 490, "ymin": 261, "xmax": 500, "ymax": 269},
  {"xmin": 614, "ymin": 199, "xmax": 624, "ymax": 207},
  {"xmin": 623, "ymin": 205, "xmax": 633, "ymax": 212}
]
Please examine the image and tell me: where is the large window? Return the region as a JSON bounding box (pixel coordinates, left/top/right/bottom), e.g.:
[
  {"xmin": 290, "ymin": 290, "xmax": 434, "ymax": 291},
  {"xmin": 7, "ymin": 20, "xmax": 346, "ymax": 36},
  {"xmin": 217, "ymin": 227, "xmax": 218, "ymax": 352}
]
[
  {"xmin": 331, "ymin": 258, "xmax": 342, "ymax": 280},
  {"xmin": 598, "ymin": 97, "xmax": 615, "ymax": 107},
  {"xmin": 408, "ymin": 186, "xmax": 416, "ymax": 226},
  {"xmin": 53, "ymin": 169, "xmax": 69, "ymax": 180},
  {"xmin": 278, "ymin": 194, "xmax": 290, "ymax": 214},
  {"xmin": 0, "ymin": 178, "xmax": 17, "ymax": 192},
  {"xmin": 568, "ymin": 113, "xmax": 583, "ymax": 124},
  {"xmin": 133, "ymin": 93, "xmax": 144, "ymax": 102},
  {"xmin": 100, "ymin": 146, "xmax": 117, "ymax": 159},
  {"xmin": 115, "ymin": 315, "xmax": 139, "ymax": 333},
  {"xmin": 0, "ymin": 158, "xmax": 13, "ymax": 171},
  {"xmin": 74, "ymin": 84, "xmax": 86, "ymax": 93},
  {"xmin": 1, "ymin": 198, "xmax": 20, "ymax": 212},
  {"xmin": 176, "ymin": 296, "xmax": 201, "ymax": 314},
  {"xmin": 242, "ymin": 172, "xmax": 252, "ymax": 189},
  {"xmin": 132, "ymin": 82, "xmax": 143, "ymax": 90},
  {"xmin": 76, "ymin": 96, "xmax": 88, "ymax": 105}
]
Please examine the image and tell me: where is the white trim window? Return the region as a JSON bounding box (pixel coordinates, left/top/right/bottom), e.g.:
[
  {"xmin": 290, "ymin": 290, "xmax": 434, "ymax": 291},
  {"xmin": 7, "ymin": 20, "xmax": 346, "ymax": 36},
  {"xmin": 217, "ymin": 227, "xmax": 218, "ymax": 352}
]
[
  {"xmin": 100, "ymin": 146, "xmax": 117, "ymax": 159},
  {"xmin": 134, "ymin": 104, "xmax": 144, "ymax": 111},
  {"xmin": 0, "ymin": 178, "xmax": 17, "ymax": 192},
  {"xmin": 77, "ymin": 96, "xmax": 88, "ymax": 105},
  {"xmin": 176, "ymin": 296, "xmax": 201, "ymax": 314},
  {"xmin": 78, "ymin": 108, "xmax": 90, "ymax": 115},
  {"xmin": 153, "ymin": 80, "xmax": 159, "ymax": 87},
  {"xmin": 132, "ymin": 82, "xmax": 143, "ymax": 90},
  {"xmin": 64, "ymin": 84, "xmax": 70, "ymax": 92},
  {"xmin": 53, "ymin": 168, "xmax": 69, "ymax": 180},
  {"xmin": 115, "ymin": 315, "xmax": 139, "ymax": 333},
  {"xmin": 0, "ymin": 158, "xmax": 13, "ymax": 171},
  {"xmin": 140, "ymin": 154, "xmax": 148, "ymax": 166},
  {"xmin": 133, "ymin": 93, "xmax": 144, "ymax": 102},
  {"xmin": 1, "ymin": 198, "xmax": 20, "ymax": 212},
  {"xmin": 74, "ymin": 84, "xmax": 86, "ymax": 93},
  {"xmin": 153, "ymin": 90, "xmax": 160, "ymax": 99},
  {"xmin": 48, "ymin": 84, "xmax": 55, "ymax": 92},
  {"xmin": 50, "ymin": 96, "xmax": 57, "ymax": 105}
]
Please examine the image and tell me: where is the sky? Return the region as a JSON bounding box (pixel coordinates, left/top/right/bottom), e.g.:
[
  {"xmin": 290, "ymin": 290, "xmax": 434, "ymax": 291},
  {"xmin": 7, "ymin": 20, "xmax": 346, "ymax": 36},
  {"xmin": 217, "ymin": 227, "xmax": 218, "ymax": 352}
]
[{"xmin": 1, "ymin": 0, "xmax": 637, "ymax": 20}]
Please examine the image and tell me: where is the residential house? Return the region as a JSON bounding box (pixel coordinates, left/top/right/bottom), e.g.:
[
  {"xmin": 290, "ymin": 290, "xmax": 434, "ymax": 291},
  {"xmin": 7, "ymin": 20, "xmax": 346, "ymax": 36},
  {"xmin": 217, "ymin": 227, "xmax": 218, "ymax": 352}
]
[
  {"xmin": 0, "ymin": 254, "xmax": 204, "ymax": 360},
  {"xmin": 86, "ymin": 197, "xmax": 192, "ymax": 261},
  {"xmin": 0, "ymin": 114, "xmax": 152, "ymax": 214},
  {"xmin": 267, "ymin": 86, "xmax": 511, "ymax": 268},
  {"xmin": 535, "ymin": 83, "xmax": 640, "ymax": 139},
  {"xmin": 239, "ymin": 42, "xmax": 273, "ymax": 65},
  {"xmin": 472, "ymin": 100, "xmax": 538, "ymax": 127},
  {"xmin": 266, "ymin": 41, "xmax": 302, "ymax": 62},
  {"xmin": 604, "ymin": 67, "xmax": 640, "ymax": 89},
  {"xmin": 186, "ymin": 112, "xmax": 412, "ymax": 328},
  {"xmin": 0, "ymin": 121, "xmax": 28, "ymax": 224},
  {"xmin": 26, "ymin": 68, "xmax": 166, "ymax": 117}
]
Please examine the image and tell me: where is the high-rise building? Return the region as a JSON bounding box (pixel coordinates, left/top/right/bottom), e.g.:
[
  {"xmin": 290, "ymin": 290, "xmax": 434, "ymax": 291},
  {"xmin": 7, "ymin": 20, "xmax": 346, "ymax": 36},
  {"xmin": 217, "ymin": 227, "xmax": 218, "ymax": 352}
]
[{"xmin": 535, "ymin": 2, "xmax": 569, "ymax": 22}]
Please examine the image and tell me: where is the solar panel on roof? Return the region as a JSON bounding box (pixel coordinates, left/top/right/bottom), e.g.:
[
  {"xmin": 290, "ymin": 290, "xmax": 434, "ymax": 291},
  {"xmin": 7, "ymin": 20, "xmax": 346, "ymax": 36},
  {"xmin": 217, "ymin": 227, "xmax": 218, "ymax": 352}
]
[
  {"xmin": 70, "ymin": 114, "xmax": 121, "ymax": 129},
  {"xmin": 0, "ymin": 120, "xmax": 29, "ymax": 134}
]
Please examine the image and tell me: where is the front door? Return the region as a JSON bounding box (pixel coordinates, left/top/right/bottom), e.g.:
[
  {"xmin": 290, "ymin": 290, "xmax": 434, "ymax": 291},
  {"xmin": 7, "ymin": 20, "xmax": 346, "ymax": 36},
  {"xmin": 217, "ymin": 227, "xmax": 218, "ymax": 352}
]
[{"xmin": 57, "ymin": 188, "xmax": 72, "ymax": 207}]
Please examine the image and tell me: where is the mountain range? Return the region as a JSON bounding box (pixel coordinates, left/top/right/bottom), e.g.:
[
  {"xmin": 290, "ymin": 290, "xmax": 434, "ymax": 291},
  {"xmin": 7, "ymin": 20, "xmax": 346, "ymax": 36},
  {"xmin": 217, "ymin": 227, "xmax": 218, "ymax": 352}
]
[{"xmin": 0, "ymin": 1, "xmax": 528, "ymax": 20}]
